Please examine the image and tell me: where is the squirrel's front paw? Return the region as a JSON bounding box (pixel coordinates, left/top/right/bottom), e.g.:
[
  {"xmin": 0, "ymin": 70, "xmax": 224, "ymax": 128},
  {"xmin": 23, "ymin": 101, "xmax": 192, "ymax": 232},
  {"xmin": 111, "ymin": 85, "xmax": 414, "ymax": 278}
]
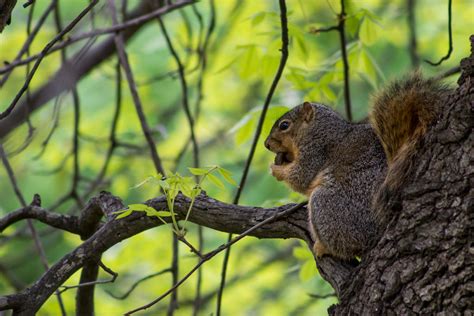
[
  {"xmin": 270, "ymin": 164, "xmax": 290, "ymax": 181},
  {"xmin": 313, "ymin": 240, "xmax": 330, "ymax": 258}
]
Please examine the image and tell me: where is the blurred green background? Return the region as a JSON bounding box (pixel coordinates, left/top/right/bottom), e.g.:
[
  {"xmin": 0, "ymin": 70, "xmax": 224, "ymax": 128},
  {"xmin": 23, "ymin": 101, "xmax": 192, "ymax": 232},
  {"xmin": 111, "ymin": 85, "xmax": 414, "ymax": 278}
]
[{"xmin": 0, "ymin": 0, "xmax": 472, "ymax": 314}]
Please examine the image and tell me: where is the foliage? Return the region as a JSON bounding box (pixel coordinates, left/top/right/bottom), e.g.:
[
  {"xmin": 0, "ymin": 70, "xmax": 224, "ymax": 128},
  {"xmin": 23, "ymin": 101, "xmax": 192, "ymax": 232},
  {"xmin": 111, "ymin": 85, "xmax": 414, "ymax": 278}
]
[
  {"xmin": 115, "ymin": 166, "xmax": 236, "ymax": 236},
  {"xmin": 0, "ymin": 0, "xmax": 471, "ymax": 315}
]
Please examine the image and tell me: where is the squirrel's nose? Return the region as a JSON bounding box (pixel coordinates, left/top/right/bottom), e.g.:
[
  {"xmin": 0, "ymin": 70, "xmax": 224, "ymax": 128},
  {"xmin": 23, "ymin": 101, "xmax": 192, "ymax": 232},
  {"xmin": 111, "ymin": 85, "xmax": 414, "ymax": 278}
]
[{"xmin": 264, "ymin": 138, "xmax": 270, "ymax": 150}]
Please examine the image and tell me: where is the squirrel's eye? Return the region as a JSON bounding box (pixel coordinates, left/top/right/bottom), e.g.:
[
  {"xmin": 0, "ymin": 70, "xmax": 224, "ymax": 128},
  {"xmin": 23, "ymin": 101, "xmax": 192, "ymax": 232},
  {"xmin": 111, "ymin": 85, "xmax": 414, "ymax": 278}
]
[{"xmin": 279, "ymin": 120, "xmax": 290, "ymax": 131}]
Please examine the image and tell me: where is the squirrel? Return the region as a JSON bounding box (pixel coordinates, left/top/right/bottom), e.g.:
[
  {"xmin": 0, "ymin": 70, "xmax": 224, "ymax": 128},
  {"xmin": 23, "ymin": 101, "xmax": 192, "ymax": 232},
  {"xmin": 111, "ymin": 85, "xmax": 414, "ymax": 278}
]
[{"xmin": 264, "ymin": 72, "xmax": 451, "ymax": 260}]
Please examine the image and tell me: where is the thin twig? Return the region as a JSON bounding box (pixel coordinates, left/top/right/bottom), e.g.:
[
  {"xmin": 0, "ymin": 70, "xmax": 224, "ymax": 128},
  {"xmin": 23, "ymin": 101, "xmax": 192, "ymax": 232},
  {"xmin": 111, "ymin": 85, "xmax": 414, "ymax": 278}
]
[
  {"xmin": 108, "ymin": 0, "xmax": 165, "ymax": 176},
  {"xmin": 106, "ymin": 269, "xmax": 172, "ymax": 300},
  {"xmin": 9, "ymin": 0, "xmax": 37, "ymax": 156},
  {"xmin": 177, "ymin": 235, "xmax": 203, "ymax": 258},
  {"xmin": 216, "ymin": 0, "xmax": 289, "ymax": 314},
  {"xmin": 157, "ymin": 17, "xmax": 199, "ymax": 176},
  {"xmin": 58, "ymin": 261, "xmax": 118, "ymax": 294},
  {"xmin": 337, "ymin": 0, "xmax": 352, "ymax": 121},
  {"xmin": 308, "ymin": 292, "xmax": 336, "ymax": 299},
  {"xmin": 70, "ymin": 89, "xmax": 84, "ymax": 208},
  {"xmin": 23, "ymin": 0, "xmax": 35, "ymax": 8},
  {"xmin": 407, "ymin": 0, "xmax": 419, "ymax": 67},
  {"xmin": 192, "ymin": 3, "xmax": 216, "ymax": 313},
  {"xmin": 425, "ymin": 0, "xmax": 453, "ymax": 66},
  {"xmin": 82, "ymin": 61, "xmax": 122, "ymax": 198},
  {"xmin": 434, "ymin": 65, "xmax": 460, "ymax": 80},
  {"xmin": 309, "ymin": 25, "xmax": 338, "ymax": 34},
  {"xmin": 169, "ymin": 233, "xmax": 179, "ymax": 316},
  {"xmin": 0, "ymin": 0, "xmax": 56, "ymax": 87},
  {"xmin": 125, "ymin": 201, "xmax": 306, "ymax": 315},
  {"xmin": 0, "ymin": 0, "xmax": 99, "ymax": 120},
  {"xmin": 0, "ymin": 144, "xmax": 66, "ymax": 315},
  {"xmin": 0, "ymin": 0, "xmax": 195, "ymax": 75},
  {"xmin": 158, "ymin": 10, "xmax": 205, "ymax": 314}
]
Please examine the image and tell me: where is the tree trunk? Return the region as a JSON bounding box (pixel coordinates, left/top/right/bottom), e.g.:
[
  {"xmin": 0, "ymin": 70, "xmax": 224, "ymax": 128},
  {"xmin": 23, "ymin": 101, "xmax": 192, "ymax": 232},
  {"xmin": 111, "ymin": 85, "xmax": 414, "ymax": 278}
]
[{"xmin": 330, "ymin": 35, "xmax": 474, "ymax": 315}]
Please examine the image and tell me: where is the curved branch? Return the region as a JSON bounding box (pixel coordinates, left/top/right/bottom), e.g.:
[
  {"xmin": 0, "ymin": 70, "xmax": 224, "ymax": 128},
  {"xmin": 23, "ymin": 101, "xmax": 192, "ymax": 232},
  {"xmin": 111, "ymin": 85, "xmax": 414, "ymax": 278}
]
[
  {"xmin": 0, "ymin": 192, "xmax": 312, "ymax": 313},
  {"xmin": 425, "ymin": 0, "xmax": 453, "ymax": 66},
  {"xmin": 0, "ymin": 206, "xmax": 80, "ymax": 235}
]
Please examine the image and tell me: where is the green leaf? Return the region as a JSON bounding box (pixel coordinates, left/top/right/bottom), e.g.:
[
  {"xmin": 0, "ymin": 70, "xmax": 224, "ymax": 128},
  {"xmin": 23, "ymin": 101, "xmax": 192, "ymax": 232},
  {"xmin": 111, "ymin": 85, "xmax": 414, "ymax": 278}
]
[
  {"xmin": 231, "ymin": 105, "xmax": 289, "ymax": 145},
  {"xmin": 189, "ymin": 187, "xmax": 201, "ymax": 198},
  {"xmin": 321, "ymin": 84, "xmax": 337, "ymax": 102},
  {"xmin": 157, "ymin": 179, "xmax": 170, "ymax": 190},
  {"xmin": 116, "ymin": 209, "xmax": 133, "ymax": 219},
  {"xmin": 293, "ymin": 246, "xmax": 313, "ymax": 260},
  {"xmin": 345, "ymin": 11, "xmax": 363, "ymax": 37},
  {"xmin": 262, "ymin": 54, "xmax": 280, "ymax": 81},
  {"xmin": 188, "ymin": 167, "xmax": 208, "ymax": 175},
  {"xmin": 359, "ymin": 18, "xmax": 380, "ymax": 46},
  {"xmin": 127, "ymin": 204, "xmax": 172, "ymax": 218},
  {"xmin": 251, "ymin": 12, "xmax": 266, "ymax": 27},
  {"xmin": 299, "ymin": 260, "xmax": 318, "ymax": 281},
  {"xmin": 206, "ymin": 173, "xmax": 225, "ymax": 189},
  {"xmin": 177, "ymin": 176, "xmax": 195, "ymax": 196},
  {"xmin": 357, "ymin": 48, "xmax": 377, "ymax": 89},
  {"xmin": 235, "ymin": 115, "xmax": 257, "ymax": 145},
  {"xmin": 154, "ymin": 210, "xmax": 172, "ymax": 217},
  {"xmin": 239, "ymin": 45, "xmax": 259, "ymax": 79},
  {"xmin": 214, "ymin": 57, "xmax": 238, "ymax": 75},
  {"xmin": 363, "ymin": 47, "xmax": 385, "ymax": 80},
  {"xmin": 217, "ymin": 167, "xmax": 237, "ymax": 186},
  {"xmin": 128, "ymin": 204, "xmax": 150, "ymax": 211},
  {"xmin": 168, "ymin": 187, "xmax": 179, "ymax": 200},
  {"xmin": 130, "ymin": 176, "xmax": 154, "ymax": 189},
  {"xmin": 286, "ymin": 71, "xmax": 311, "ymax": 90}
]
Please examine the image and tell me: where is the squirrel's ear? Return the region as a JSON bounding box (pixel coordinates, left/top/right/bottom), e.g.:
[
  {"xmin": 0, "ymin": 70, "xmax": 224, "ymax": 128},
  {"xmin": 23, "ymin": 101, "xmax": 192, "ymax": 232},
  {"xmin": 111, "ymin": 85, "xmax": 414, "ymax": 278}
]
[{"xmin": 302, "ymin": 102, "xmax": 314, "ymax": 122}]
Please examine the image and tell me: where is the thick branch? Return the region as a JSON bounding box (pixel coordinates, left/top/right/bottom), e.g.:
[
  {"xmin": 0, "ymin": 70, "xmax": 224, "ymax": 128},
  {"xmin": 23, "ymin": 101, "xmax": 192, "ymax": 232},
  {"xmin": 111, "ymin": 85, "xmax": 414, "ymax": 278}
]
[
  {"xmin": 0, "ymin": 192, "xmax": 312, "ymax": 313},
  {"xmin": 0, "ymin": 205, "xmax": 80, "ymax": 235}
]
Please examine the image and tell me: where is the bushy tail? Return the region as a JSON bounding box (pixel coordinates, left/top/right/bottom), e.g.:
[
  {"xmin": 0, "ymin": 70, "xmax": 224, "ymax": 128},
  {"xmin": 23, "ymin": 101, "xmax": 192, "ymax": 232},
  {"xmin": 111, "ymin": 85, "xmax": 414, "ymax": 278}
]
[
  {"xmin": 369, "ymin": 71, "xmax": 452, "ymax": 226},
  {"xmin": 370, "ymin": 71, "xmax": 451, "ymax": 163}
]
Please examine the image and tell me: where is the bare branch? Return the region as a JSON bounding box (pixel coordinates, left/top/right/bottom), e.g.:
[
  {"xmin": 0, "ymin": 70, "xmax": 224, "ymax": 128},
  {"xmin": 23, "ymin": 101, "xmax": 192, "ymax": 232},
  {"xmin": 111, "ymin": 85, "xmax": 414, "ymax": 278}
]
[
  {"xmin": 425, "ymin": 0, "xmax": 453, "ymax": 66},
  {"xmin": 108, "ymin": 0, "xmax": 165, "ymax": 176},
  {"xmin": 216, "ymin": 0, "xmax": 289, "ymax": 312},
  {"xmin": 106, "ymin": 268, "xmax": 172, "ymax": 300},
  {"xmin": 0, "ymin": 205, "xmax": 80, "ymax": 234},
  {"xmin": 407, "ymin": 0, "xmax": 419, "ymax": 67},
  {"xmin": 0, "ymin": 192, "xmax": 311, "ymax": 313},
  {"xmin": 126, "ymin": 201, "xmax": 307, "ymax": 315},
  {"xmin": 0, "ymin": 144, "xmax": 67, "ymax": 314},
  {"xmin": 338, "ymin": 0, "xmax": 352, "ymax": 122}
]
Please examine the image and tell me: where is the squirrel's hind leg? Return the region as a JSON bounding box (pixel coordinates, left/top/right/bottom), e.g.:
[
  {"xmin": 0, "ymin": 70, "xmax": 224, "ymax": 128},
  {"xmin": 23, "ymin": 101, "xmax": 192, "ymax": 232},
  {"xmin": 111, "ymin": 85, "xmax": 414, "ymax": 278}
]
[{"xmin": 313, "ymin": 240, "xmax": 331, "ymax": 257}]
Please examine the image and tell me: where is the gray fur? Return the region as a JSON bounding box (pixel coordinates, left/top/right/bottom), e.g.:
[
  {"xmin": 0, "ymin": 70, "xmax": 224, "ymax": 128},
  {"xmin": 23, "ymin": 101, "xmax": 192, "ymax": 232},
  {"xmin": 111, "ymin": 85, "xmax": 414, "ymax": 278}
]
[{"xmin": 267, "ymin": 103, "xmax": 387, "ymax": 259}]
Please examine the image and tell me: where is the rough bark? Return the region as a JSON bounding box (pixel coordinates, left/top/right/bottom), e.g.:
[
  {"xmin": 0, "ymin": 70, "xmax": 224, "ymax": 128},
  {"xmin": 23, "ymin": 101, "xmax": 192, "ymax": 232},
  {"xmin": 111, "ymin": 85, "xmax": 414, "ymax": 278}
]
[
  {"xmin": 0, "ymin": 192, "xmax": 310, "ymax": 314},
  {"xmin": 330, "ymin": 36, "xmax": 474, "ymax": 314}
]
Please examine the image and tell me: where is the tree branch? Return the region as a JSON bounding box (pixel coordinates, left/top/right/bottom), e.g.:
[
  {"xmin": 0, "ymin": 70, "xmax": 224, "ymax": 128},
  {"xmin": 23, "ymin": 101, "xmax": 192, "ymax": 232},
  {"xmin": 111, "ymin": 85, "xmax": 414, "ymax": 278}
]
[{"xmin": 0, "ymin": 191, "xmax": 313, "ymax": 313}]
